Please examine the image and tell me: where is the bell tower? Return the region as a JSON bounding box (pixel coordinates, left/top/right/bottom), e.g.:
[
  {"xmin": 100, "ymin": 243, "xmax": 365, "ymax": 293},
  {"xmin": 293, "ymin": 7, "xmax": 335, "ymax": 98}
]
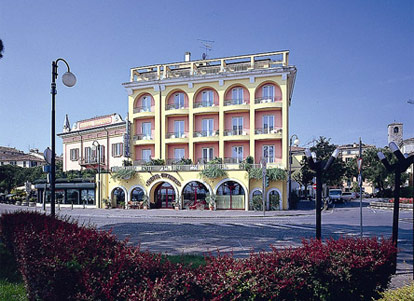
[{"xmin": 388, "ymin": 123, "xmax": 403, "ymax": 146}]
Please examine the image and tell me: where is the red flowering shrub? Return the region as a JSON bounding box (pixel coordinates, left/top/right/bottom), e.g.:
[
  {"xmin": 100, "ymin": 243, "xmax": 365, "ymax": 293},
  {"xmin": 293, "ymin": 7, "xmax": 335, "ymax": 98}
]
[
  {"xmin": 388, "ymin": 198, "xmax": 413, "ymax": 204},
  {"xmin": 0, "ymin": 211, "xmax": 397, "ymax": 300}
]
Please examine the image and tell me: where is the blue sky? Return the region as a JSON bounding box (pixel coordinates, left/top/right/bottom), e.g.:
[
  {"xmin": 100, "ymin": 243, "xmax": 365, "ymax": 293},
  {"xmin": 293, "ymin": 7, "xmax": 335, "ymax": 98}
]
[{"xmin": 0, "ymin": 0, "xmax": 413, "ymax": 154}]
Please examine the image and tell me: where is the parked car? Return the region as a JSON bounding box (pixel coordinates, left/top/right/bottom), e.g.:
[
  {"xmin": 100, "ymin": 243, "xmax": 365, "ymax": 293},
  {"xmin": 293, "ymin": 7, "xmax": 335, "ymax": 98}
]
[
  {"xmin": 341, "ymin": 192, "xmax": 355, "ymax": 202},
  {"xmin": 328, "ymin": 189, "xmax": 343, "ymax": 203}
]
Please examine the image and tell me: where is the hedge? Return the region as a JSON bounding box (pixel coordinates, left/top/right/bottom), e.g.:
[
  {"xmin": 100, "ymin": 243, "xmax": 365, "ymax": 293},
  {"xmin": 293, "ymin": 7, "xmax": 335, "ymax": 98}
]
[{"xmin": 0, "ymin": 211, "xmax": 397, "ymax": 300}]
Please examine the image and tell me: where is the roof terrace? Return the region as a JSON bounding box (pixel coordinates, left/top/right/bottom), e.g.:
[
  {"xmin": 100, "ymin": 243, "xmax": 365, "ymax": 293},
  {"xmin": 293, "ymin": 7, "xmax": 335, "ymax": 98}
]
[{"xmin": 128, "ymin": 50, "xmax": 291, "ymax": 83}]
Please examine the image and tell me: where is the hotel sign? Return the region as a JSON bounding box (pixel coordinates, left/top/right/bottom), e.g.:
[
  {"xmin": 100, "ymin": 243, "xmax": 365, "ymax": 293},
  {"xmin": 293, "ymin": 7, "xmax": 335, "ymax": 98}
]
[
  {"xmin": 146, "ymin": 173, "xmax": 181, "ymax": 187},
  {"xmin": 79, "ymin": 116, "xmax": 112, "ymax": 130}
]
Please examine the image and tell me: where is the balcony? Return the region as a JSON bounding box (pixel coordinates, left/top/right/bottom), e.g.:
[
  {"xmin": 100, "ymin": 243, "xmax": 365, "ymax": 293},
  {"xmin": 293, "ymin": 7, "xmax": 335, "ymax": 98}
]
[
  {"xmin": 223, "ymin": 157, "xmax": 244, "ymax": 164},
  {"xmin": 133, "ymin": 134, "xmax": 155, "ymax": 145},
  {"xmin": 165, "ymin": 132, "xmax": 189, "ymax": 143},
  {"xmin": 193, "ymin": 130, "xmax": 219, "ymax": 142},
  {"xmin": 254, "ymin": 97, "xmax": 282, "ymax": 110},
  {"xmin": 132, "ymin": 106, "xmax": 155, "ymax": 118},
  {"xmin": 193, "ymin": 102, "xmax": 219, "ymax": 114},
  {"xmin": 165, "ymin": 103, "xmax": 189, "ymax": 115},
  {"xmin": 223, "ymin": 99, "xmax": 250, "ymax": 112},
  {"xmin": 223, "ymin": 129, "xmax": 250, "ymax": 140},
  {"xmin": 254, "ymin": 127, "xmax": 282, "ymax": 139}
]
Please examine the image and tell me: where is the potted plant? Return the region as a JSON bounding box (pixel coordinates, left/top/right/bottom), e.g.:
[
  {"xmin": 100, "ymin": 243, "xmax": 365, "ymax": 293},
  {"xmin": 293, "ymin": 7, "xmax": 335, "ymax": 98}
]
[
  {"xmin": 103, "ymin": 198, "xmax": 111, "ymax": 209},
  {"xmin": 142, "ymin": 195, "xmax": 149, "ymax": 210},
  {"xmin": 111, "ymin": 168, "xmax": 136, "ymax": 181},
  {"xmin": 119, "ymin": 201, "xmax": 125, "ymax": 209},
  {"xmin": 206, "ymin": 193, "xmax": 217, "ymax": 210},
  {"xmin": 29, "ymin": 197, "xmax": 37, "ymax": 207}
]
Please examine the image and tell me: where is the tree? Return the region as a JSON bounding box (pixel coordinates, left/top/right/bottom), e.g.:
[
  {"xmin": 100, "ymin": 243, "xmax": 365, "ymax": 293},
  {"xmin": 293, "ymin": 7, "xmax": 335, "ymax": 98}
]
[
  {"xmin": 0, "ymin": 39, "xmax": 3, "ymax": 59},
  {"xmin": 309, "ymin": 137, "xmax": 346, "ymax": 187},
  {"xmin": 292, "ymin": 157, "xmax": 314, "ymax": 198}
]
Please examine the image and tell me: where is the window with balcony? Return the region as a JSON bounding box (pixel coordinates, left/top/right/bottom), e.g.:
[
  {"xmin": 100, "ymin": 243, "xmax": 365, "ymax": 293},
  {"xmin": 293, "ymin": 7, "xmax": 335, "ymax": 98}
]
[
  {"xmin": 142, "ymin": 149, "xmax": 151, "ymax": 162},
  {"xmin": 174, "ymin": 93, "xmax": 185, "ymax": 109},
  {"xmin": 174, "ymin": 148, "xmax": 185, "ymax": 160},
  {"xmin": 84, "ymin": 147, "xmax": 94, "ymax": 163},
  {"xmin": 142, "ymin": 96, "xmax": 152, "ymax": 112},
  {"xmin": 232, "ymin": 87, "xmax": 244, "ymax": 105},
  {"xmin": 262, "ymin": 145, "xmax": 275, "ymax": 163},
  {"xmin": 202, "ymin": 119, "xmax": 214, "ymax": 136},
  {"xmin": 202, "ymin": 90, "xmax": 214, "ymax": 107},
  {"xmin": 142, "ymin": 122, "xmax": 152, "ymax": 139},
  {"xmin": 263, "ymin": 115, "xmax": 274, "ymax": 134},
  {"xmin": 202, "ymin": 147, "xmax": 214, "ymax": 162},
  {"xmin": 70, "ymin": 148, "xmax": 79, "ymax": 161},
  {"xmin": 232, "ymin": 117, "xmax": 243, "ymax": 135},
  {"xmin": 174, "ymin": 120, "xmax": 185, "ymax": 137},
  {"xmin": 232, "ymin": 146, "xmax": 244, "ymax": 163},
  {"xmin": 112, "ymin": 143, "xmax": 123, "ymax": 158},
  {"xmin": 262, "ymin": 85, "xmax": 274, "ymax": 100}
]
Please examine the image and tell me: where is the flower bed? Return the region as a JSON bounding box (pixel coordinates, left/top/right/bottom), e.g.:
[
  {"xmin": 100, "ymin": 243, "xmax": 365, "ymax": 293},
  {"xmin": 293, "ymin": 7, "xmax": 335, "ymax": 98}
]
[
  {"xmin": 0, "ymin": 211, "xmax": 397, "ymax": 300},
  {"xmin": 388, "ymin": 198, "xmax": 413, "ymax": 204}
]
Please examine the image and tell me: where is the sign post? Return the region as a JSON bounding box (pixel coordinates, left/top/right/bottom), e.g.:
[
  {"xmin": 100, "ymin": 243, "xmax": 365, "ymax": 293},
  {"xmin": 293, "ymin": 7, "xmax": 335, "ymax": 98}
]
[
  {"xmin": 358, "ymin": 138, "xmax": 363, "ymax": 237},
  {"xmin": 261, "ymin": 159, "xmax": 267, "ymax": 216}
]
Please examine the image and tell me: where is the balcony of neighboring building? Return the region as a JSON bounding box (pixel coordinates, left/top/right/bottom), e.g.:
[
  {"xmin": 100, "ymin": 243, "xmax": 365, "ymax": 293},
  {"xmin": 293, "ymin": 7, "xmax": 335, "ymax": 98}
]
[
  {"xmin": 165, "ymin": 91, "xmax": 189, "ymax": 116},
  {"xmin": 132, "ymin": 93, "xmax": 155, "ymax": 119},
  {"xmin": 254, "ymin": 110, "xmax": 282, "ymax": 140},
  {"xmin": 192, "ymin": 88, "xmax": 219, "ymax": 114},
  {"xmin": 223, "ymin": 86, "xmax": 250, "ymax": 112},
  {"xmin": 133, "ymin": 119, "xmax": 155, "ymax": 145},
  {"xmin": 165, "ymin": 116, "xmax": 189, "ymax": 143},
  {"xmin": 254, "ymin": 82, "xmax": 283, "ymax": 109}
]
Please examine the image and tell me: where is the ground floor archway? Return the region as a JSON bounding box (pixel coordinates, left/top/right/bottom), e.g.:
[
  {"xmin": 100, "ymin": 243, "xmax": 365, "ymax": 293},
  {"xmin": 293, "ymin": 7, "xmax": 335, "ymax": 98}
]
[
  {"xmin": 182, "ymin": 181, "xmax": 209, "ymax": 209},
  {"xmin": 216, "ymin": 180, "xmax": 245, "ymax": 210},
  {"xmin": 153, "ymin": 182, "xmax": 176, "ymax": 209}
]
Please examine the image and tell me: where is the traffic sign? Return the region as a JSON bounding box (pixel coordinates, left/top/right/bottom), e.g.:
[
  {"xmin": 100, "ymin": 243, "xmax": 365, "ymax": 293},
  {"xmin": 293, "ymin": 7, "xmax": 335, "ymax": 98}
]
[
  {"xmin": 43, "ymin": 147, "xmax": 52, "ymax": 164},
  {"xmin": 313, "ymin": 184, "xmax": 317, "ymax": 190},
  {"xmin": 357, "ymin": 158, "xmax": 363, "ymax": 173}
]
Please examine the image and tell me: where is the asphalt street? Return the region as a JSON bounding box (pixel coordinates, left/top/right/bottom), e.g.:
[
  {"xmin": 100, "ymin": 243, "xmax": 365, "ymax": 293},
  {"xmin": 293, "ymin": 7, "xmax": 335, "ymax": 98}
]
[{"xmin": 1, "ymin": 199, "xmax": 413, "ymax": 288}]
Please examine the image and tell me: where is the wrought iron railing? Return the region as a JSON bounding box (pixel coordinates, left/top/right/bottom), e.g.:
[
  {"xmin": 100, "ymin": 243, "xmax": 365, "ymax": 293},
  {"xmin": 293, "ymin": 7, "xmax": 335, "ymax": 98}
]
[
  {"xmin": 254, "ymin": 96, "xmax": 282, "ymax": 104},
  {"xmin": 166, "ymin": 103, "xmax": 187, "ymax": 110},
  {"xmin": 166, "ymin": 132, "xmax": 188, "ymax": 139},
  {"xmin": 133, "ymin": 106, "xmax": 153, "ymax": 113},
  {"xmin": 254, "ymin": 128, "xmax": 282, "ymax": 135},
  {"xmin": 193, "ymin": 130, "xmax": 219, "ymax": 138},
  {"xmin": 223, "ymin": 129, "xmax": 248, "ymax": 136},
  {"xmin": 133, "ymin": 134, "xmax": 153, "ymax": 141},
  {"xmin": 224, "ymin": 99, "xmax": 248, "ymax": 106},
  {"xmin": 193, "ymin": 101, "xmax": 217, "ymax": 108}
]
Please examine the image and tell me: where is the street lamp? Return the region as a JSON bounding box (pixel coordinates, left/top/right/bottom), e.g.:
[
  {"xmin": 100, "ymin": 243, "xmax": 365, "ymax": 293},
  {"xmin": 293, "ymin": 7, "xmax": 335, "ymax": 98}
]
[
  {"xmin": 305, "ymin": 147, "xmax": 340, "ymax": 240},
  {"xmin": 92, "ymin": 140, "xmax": 101, "ymax": 209},
  {"xmin": 288, "ymin": 135, "xmax": 300, "ymax": 209},
  {"xmin": 50, "ymin": 59, "xmax": 76, "ymax": 217},
  {"xmin": 377, "ymin": 143, "xmax": 414, "ymax": 247}
]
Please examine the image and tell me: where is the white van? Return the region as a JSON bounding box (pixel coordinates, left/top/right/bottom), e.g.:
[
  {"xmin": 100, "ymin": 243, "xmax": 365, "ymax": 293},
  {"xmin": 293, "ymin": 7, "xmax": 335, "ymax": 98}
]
[{"xmin": 328, "ymin": 189, "xmax": 343, "ymax": 203}]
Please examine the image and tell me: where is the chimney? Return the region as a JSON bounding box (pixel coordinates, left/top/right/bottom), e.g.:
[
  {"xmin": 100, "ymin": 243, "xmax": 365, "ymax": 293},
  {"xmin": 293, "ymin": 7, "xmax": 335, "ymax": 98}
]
[{"xmin": 184, "ymin": 52, "xmax": 191, "ymax": 62}]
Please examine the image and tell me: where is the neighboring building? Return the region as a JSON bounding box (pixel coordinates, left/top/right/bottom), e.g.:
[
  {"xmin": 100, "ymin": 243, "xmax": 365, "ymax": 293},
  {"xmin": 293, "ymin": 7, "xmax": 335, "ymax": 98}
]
[
  {"xmin": 58, "ymin": 113, "xmax": 128, "ymax": 172},
  {"xmin": 100, "ymin": 50, "xmax": 297, "ymax": 210},
  {"xmin": 0, "ymin": 146, "xmax": 45, "ymax": 167},
  {"xmin": 339, "ymin": 143, "xmax": 375, "ymax": 194},
  {"xmin": 388, "ymin": 123, "xmax": 414, "ymax": 186}
]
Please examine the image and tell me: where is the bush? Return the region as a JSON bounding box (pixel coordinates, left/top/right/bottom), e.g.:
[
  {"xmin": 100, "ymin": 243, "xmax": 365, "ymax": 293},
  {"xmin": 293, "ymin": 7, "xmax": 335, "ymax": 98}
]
[
  {"xmin": 377, "ymin": 281, "xmax": 414, "ymax": 300},
  {"xmin": 0, "ymin": 212, "xmax": 397, "ymax": 300}
]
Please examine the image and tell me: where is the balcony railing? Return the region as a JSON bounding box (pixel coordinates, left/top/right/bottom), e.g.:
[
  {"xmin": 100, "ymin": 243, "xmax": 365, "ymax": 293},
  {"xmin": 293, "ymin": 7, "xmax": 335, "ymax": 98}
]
[
  {"xmin": 193, "ymin": 130, "xmax": 219, "ymax": 138},
  {"xmin": 166, "ymin": 103, "xmax": 187, "ymax": 110},
  {"xmin": 223, "ymin": 129, "xmax": 249, "ymax": 136},
  {"xmin": 254, "ymin": 96, "xmax": 282, "ymax": 104},
  {"xmin": 223, "ymin": 157, "xmax": 244, "ymax": 164},
  {"xmin": 133, "ymin": 134, "xmax": 153, "ymax": 141},
  {"xmin": 224, "ymin": 99, "xmax": 248, "ymax": 106},
  {"xmin": 254, "ymin": 128, "xmax": 282, "ymax": 135},
  {"xmin": 166, "ymin": 132, "xmax": 188, "ymax": 139},
  {"xmin": 133, "ymin": 106, "xmax": 153, "ymax": 113},
  {"xmin": 79, "ymin": 158, "xmax": 105, "ymax": 165},
  {"xmin": 193, "ymin": 101, "xmax": 217, "ymax": 108}
]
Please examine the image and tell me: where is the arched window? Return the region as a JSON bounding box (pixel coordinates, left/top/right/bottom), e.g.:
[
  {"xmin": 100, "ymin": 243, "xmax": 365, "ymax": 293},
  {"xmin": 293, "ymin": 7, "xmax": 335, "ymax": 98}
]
[
  {"xmin": 216, "ymin": 181, "xmax": 245, "ymax": 210},
  {"xmin": 182, "ymin": 181, "xmax": 209, "ymax": 209},
  {"xmin": 394, "ymin": 127, "xmax": 399, "ymax": 134}
]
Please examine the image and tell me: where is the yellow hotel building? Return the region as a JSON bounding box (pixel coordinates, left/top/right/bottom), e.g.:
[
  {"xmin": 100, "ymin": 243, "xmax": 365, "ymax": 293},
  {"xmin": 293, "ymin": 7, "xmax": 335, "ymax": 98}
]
[{"xmin": 101, "ymin": 50, "xmax": 297, "ymax": 210}]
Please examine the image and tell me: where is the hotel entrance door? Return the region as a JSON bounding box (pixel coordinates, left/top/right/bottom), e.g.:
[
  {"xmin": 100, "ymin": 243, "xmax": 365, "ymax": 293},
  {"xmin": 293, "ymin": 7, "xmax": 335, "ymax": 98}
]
[{"xmin": 154, "ymin": 182, "xmax": 175, "ymax": 209}]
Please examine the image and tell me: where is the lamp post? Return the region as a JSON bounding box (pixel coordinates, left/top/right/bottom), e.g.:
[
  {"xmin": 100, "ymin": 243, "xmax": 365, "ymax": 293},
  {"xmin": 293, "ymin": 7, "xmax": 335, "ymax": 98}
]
[
  {"xmin": 289, "ymin": 135, "xmax": 300, "ymax": 209},
  {"xmin": 377, "ymin": 143, "xmax": 414, "ymax": 247},
  {"xmin": 305, "ymin": 147, "xmax": 340, "ymax": 240},
  {"xmin": 50, "ymin": 59, "xmax": 76, "ymax": 217},
  {"xmin": 93, "ymin": 140, "xmax": 101, "ymax": 209}
]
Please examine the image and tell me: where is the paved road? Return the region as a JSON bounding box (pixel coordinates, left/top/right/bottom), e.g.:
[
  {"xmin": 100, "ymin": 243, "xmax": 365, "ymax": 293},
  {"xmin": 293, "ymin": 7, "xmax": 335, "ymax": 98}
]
[{"xmin": 1, "ymin": 199, "xmax": 413, "ymax": 288}]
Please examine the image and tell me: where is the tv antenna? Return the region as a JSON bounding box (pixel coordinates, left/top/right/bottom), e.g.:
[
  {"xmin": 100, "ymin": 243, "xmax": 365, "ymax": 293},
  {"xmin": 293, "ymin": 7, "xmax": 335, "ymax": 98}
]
[{"xmin": 198, "ymin": 39, "xmax": 214, "ymax": 60}]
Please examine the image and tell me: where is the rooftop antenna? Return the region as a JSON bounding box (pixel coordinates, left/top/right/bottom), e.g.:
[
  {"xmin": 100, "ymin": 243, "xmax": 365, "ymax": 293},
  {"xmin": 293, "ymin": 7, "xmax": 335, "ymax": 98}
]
[{"xmin": 198, "ymin": 39, "xmax": 214, "ymax": 60}]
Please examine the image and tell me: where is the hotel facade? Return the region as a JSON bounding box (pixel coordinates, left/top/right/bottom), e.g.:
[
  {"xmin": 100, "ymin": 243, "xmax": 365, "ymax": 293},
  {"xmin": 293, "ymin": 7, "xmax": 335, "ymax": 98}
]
[{"xmin": 98, "ymin": 51, "xmax": 297, "ymax": 210}]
